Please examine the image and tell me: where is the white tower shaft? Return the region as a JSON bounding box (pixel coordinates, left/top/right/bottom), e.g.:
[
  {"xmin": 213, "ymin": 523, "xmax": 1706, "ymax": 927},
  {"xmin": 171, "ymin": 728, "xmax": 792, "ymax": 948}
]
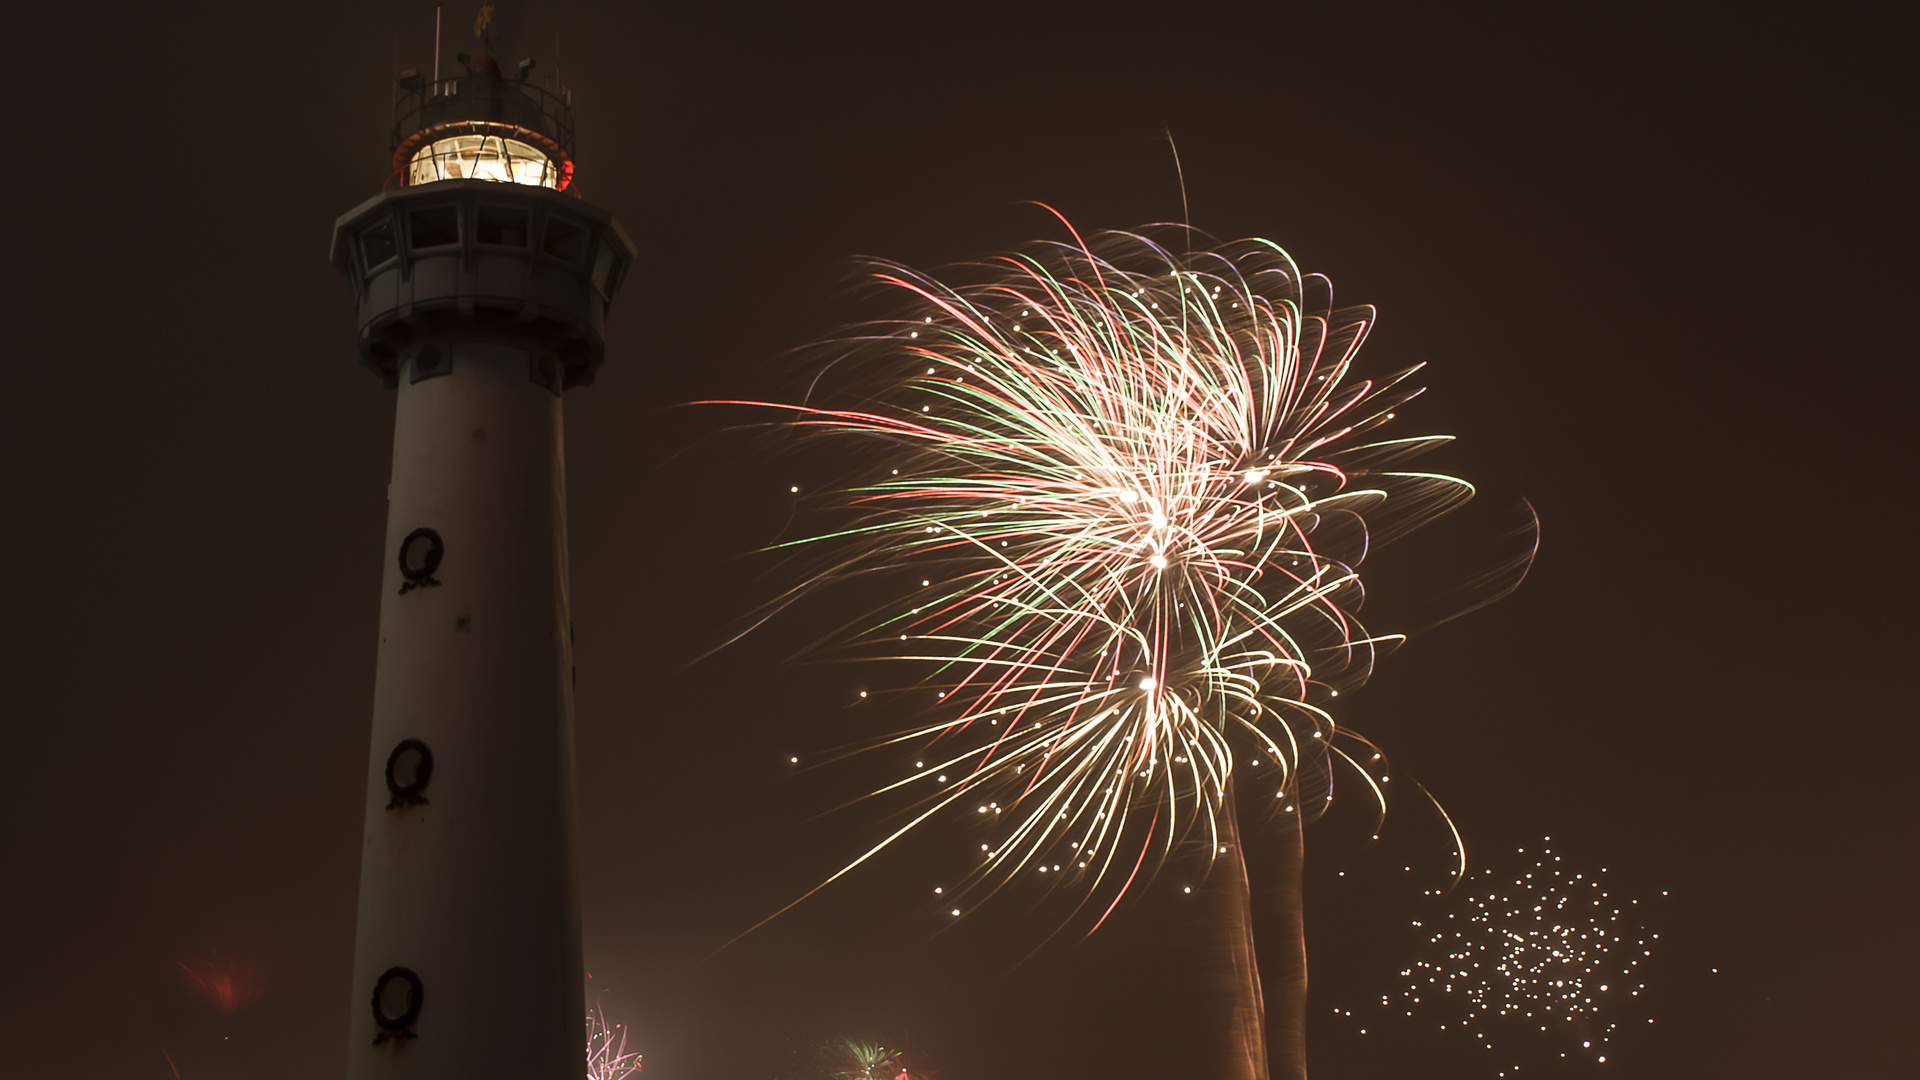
[{"xmin": 344, "ymin": 342, "xmax": 584, "ymax": 1075}]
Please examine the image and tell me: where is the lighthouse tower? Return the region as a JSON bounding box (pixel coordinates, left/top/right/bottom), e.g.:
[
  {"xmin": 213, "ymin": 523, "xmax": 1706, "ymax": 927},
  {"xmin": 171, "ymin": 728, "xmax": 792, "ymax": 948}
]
[{"xmin": 328, "ymin": 31, "xmax": 634, "ymax": 1078}]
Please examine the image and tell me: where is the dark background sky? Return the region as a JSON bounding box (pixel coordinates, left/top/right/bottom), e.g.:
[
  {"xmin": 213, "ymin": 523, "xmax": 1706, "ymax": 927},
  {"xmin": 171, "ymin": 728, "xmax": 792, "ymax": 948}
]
[{"xmin": 3, "ymin": 1, "xmax": 1911, "ymax": 1077}]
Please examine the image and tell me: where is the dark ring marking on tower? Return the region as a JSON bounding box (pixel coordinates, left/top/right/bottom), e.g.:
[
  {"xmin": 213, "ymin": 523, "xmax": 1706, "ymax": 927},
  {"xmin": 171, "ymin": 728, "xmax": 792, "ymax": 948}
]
[
  {"xmin": 371, "ymin": 966, "xmax": 423, "ymax": 1044},
  {"xmin": 397, "ymin": 528, "xmax": 443, "ymax": 594},
  {"xmin": 384, "ymin": 739, "xmax": 434, "ymax": 809}
]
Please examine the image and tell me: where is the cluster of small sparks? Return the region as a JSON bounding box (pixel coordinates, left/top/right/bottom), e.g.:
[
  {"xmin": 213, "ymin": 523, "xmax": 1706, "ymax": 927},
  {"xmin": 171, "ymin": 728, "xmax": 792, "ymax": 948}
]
[
  {"xmin": 728, "ymin": 215, "xmax": 1513, "ymax": 935},
  {"xmin": 587, "ymin": 1004, "xmax": 643, "ymax": 1080},
  {"xmin": 1377, "ymin": 840, "xmax": 1657, "ymax": 1073}
]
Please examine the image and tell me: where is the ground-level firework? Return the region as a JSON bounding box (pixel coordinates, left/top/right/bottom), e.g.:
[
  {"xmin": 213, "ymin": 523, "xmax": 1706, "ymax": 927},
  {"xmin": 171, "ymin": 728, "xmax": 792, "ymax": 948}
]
[
  {"xmin": 721, "ymin": 212, "xmax": 1532, "ymax": 1080},
  {"xmin": 587, "ymin": 1004, "xmax": 644, "ymax": 1080},
  {"xmin": 819, "ymin": 1036, "xmax": 934, "ymax": 1080}
]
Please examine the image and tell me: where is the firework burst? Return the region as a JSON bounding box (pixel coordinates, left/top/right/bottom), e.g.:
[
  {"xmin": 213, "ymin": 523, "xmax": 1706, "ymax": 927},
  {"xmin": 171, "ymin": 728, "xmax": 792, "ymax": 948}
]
[{"xmin": 721, "ymin": 213, "xmax": 1525, "ymax": 937}]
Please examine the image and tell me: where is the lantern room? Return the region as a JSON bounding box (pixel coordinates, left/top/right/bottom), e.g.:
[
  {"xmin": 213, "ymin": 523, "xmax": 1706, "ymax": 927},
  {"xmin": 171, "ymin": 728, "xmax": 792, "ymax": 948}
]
[{"xmin": 389, "ymin": 50, "xmax": 576, "ymax": 192}]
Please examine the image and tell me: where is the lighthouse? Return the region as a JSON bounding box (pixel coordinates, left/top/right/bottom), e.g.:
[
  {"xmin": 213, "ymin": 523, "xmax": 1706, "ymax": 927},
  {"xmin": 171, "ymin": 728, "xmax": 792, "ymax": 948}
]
[{"xmin": 328, "ymin": 22, "xmax": 634, "ymax": 1077}]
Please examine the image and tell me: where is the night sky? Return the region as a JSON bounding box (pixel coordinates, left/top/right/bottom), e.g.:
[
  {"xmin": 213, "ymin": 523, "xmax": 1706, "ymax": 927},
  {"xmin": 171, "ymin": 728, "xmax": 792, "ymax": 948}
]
[{"xmin": 3, "ymin": 1, "xmax": 1911, "ymax": 1077}]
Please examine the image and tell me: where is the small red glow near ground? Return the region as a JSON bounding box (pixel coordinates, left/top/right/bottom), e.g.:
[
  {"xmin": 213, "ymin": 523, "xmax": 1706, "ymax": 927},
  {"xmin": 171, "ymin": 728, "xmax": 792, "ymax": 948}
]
[{"xmin": 176, "ymin": 950, "xmax": 262, "ymax": 1014}]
